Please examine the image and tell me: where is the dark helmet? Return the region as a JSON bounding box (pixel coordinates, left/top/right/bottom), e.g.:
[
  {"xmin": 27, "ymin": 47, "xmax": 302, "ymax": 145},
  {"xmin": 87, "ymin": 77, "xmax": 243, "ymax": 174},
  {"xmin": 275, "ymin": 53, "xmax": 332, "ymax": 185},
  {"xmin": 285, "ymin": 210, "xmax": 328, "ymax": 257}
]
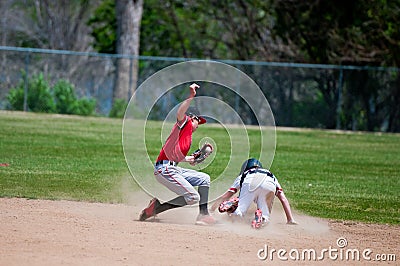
[{"xmin": 240, "ymin": 158, "xmax": 263, "ymax": 175}]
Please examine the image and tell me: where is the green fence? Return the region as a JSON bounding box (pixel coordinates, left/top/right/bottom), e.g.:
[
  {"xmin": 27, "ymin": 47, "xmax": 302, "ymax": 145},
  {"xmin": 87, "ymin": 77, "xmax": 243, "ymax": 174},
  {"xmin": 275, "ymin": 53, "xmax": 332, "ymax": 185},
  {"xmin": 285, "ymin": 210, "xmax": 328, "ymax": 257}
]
[{"xmin": 0, "ymin": 46, "xmax": 399, "ymax": 132}]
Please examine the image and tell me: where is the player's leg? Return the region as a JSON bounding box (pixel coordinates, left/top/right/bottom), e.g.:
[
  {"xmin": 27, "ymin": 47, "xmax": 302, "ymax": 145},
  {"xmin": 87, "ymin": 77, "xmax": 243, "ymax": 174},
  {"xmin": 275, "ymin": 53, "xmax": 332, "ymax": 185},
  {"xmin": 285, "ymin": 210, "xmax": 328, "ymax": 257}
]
[
  {"xmin": 140, "ymin": 166, "xmax": 200, "ymax": 221},
  {"xmin": 181, "ymin": 168, "xmax": 210, "ymax": 187},
  {"xmin": 233, "ymin": 183, "xmax": 254, "ymax": 218},
  {"xmin": 256, "ymin": 181, "xmax": 276, "ymax": 222},
  {"xmin": 139, "ymin": 194, "xmax": 188, "ymax": 221},
  {"xmin": 154, "ymin": 166, "xmax": 200, "ymax": 211},
  {"xmin": 155, "ymin": 166, "xmax": 200, "ymax": 205},
  {"xmin": 180, "ymin": 168, "xmax": 217, "ymax": 225},
  {"xmin": 180, "ymin": 168, "xmax": 211, "ymax": 215}
]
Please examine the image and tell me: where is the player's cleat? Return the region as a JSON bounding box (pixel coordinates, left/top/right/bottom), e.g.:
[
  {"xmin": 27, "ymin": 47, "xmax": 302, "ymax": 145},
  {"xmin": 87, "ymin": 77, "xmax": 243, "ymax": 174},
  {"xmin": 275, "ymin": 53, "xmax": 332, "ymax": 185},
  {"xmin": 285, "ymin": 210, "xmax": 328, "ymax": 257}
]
[
  {"xmin": 195, "ymin": 214, "xmax": 217, "ymax": 226},
  {"xmin": 251, "ymin": 209, "xmax": 265, "ymax": 229},
  {"xmin": 139, "ymin": 198, "xmax": 160, "ymax": 221}
]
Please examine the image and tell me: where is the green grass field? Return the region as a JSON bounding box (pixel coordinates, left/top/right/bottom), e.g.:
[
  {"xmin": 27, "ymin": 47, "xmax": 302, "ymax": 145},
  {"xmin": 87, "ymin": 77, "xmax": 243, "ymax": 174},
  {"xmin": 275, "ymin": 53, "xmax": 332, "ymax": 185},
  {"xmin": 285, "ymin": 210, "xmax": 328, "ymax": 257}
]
[{"xmin": 1, "ymin": 111, "xmax": 399, "ymax": 224}]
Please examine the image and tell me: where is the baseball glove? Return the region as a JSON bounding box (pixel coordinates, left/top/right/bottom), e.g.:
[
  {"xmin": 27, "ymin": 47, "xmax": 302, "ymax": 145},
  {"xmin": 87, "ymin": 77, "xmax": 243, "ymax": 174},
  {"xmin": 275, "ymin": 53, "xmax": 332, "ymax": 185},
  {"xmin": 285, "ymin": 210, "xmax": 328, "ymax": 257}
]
[
  {"xmin": 218, "ymin": 197, "xmax": 239, "ymax": 213},
  {"xmin": 191, "ymin": 143, "xmax": 213, "ymax": 165}
]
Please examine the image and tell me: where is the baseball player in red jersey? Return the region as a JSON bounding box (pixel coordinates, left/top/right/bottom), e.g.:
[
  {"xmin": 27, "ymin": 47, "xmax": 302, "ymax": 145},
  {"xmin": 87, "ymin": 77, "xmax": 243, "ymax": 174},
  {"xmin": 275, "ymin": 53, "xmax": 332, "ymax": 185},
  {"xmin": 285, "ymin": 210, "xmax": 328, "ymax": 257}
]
[
  {"xmin": 139, "ymin": 83, "xmax": 216, "ymax": 225},
  {"xmin": 211, "ymin": 158, "xmax": 297, "ymax": 228}
]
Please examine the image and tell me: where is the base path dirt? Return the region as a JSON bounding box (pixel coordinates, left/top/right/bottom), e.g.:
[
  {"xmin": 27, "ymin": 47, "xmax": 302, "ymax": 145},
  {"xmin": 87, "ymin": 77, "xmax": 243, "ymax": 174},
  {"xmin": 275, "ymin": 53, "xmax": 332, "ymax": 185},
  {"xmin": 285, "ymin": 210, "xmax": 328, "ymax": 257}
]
[{"xmin": 0, "ymin": 197, "xmax": 398, "ymax": 266}]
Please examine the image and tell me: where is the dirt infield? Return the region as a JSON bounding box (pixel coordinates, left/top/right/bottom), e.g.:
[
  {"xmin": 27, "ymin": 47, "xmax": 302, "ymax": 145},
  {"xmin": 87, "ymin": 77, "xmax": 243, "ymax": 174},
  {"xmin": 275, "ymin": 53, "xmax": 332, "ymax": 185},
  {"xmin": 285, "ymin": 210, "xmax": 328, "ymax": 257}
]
[{"xmin": 0, "ymin": 197, "xmax": 398, "ymax": 266}]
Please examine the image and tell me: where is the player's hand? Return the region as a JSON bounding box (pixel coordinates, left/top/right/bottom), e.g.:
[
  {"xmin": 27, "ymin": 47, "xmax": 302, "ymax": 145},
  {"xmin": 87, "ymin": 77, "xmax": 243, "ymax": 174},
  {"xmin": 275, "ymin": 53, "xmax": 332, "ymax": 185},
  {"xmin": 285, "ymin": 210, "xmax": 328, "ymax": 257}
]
[
  {"xmin": 185, "ymin": 155, "xmax": 195, "ymax": 165},
  {"xmin": 209, "ymin": 201, "xmax": 219, "ymax": 212},
  {"xmin": 189, "ymin": 83, "xmax": 199, "ymax": 98}
]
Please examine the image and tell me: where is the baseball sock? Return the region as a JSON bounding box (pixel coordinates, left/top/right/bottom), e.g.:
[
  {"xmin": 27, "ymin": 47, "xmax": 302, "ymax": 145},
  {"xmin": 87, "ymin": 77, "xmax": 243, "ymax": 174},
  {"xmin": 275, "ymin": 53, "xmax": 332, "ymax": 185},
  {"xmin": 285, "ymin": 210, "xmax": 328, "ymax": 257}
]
[
  {"xmin": 198, "ymin": 186, "xmax": 210, "ymax": 215},
  {"xmin": 155, "ymin": 196, "xmax": 187, "ymax": 214}
]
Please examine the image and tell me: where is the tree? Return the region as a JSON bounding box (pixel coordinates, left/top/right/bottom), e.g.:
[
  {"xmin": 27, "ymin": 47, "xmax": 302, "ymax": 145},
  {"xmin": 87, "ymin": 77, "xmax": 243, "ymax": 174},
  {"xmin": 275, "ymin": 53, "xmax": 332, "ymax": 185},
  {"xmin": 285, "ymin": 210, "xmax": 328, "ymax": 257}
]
[
  {"xmin": 113, "ymin": 0, "xmax": 143, "ymax": 103},
  {"xmin": 88, "ymin": 0, "xmax": 143, "ymax": 106},
  {"xmin": 7, "ymin": 0, "xmax": 94, "ymax": 51},
  {"xmin": 87, "ymin": 0, "xmax": 117, "ymax": 54},
  {"xmin": 0, "ymin": 0, "xmax": 16, "ymax": 89},
  {"xmin": 139, "ymin": 0, "xmax": 229, "ymax": 59},
  {"xmin": 2, "ymin": 0, "xmax": 101, "ymax": 84}
]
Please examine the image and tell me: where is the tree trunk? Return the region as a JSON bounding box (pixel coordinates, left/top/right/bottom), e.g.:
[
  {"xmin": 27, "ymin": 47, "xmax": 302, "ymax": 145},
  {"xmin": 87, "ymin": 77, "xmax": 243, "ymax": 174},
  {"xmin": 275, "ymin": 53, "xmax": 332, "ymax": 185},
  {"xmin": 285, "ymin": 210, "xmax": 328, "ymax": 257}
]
[{"xmin": 114, "ymin": 0, "xmax": 143, "ymax": 103}]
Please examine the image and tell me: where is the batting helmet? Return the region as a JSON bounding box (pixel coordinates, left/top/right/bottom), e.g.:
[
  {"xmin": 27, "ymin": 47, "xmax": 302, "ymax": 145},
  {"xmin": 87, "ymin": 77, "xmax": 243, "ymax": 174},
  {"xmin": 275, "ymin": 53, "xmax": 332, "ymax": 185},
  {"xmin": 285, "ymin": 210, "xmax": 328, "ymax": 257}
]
[{"xmin": 240, "ymin": 158, "xmax": 263, "ymax": 175}]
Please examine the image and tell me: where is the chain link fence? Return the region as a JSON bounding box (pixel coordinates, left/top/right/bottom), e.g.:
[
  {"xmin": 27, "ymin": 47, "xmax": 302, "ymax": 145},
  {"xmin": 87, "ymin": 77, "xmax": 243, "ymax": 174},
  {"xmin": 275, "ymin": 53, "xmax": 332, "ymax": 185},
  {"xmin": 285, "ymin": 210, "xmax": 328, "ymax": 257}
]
[{"xmin": 1, "ymin": 46, "xmax": 399, "ymax": 132}]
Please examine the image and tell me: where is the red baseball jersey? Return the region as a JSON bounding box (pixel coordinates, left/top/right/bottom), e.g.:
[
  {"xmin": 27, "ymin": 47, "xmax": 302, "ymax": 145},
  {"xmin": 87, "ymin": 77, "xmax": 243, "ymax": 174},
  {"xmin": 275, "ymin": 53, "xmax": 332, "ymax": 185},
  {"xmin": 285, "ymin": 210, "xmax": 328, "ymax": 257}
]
[{"xmin": 156, "ymin": 115, "xmax": 193, "ymax": 162}]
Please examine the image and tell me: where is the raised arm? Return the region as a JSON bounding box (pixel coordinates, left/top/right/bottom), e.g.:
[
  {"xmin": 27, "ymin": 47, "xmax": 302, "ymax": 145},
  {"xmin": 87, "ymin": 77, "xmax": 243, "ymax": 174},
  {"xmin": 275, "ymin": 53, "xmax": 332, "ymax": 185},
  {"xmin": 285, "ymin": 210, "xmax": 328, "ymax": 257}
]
[{"xmin": 177, "ymin": 83, "xmax": 199, "ymax": 122}]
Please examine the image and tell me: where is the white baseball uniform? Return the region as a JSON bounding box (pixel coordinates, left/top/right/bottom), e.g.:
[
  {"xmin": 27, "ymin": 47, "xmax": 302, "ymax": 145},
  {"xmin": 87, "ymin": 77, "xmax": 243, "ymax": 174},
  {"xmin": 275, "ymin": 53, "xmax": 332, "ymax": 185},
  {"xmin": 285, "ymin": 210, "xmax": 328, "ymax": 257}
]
[{"xmin": 228, "ymin": 168, "xmax": 282, "ymax": 221}]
